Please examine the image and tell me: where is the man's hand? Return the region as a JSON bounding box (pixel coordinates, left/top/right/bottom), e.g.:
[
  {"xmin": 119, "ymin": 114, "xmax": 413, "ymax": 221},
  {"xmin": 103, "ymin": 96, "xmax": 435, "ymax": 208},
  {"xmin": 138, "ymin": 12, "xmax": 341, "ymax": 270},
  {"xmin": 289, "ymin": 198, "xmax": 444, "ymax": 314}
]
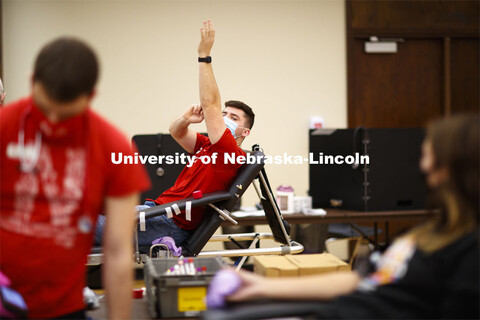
[
  {"xmin": 170, "ymin": 104, "xmax": 204, "ymax": 154},
  {"xmin": 183, "ymin": 104, "xmax": 204, "ymax": 124},
  {"xmin": 197, "ymin": 19, "xmax": 224, "ymax": 144},
  {"xmin": 198, "ymin": 20, "xmax": 215, "ymax": 57}
]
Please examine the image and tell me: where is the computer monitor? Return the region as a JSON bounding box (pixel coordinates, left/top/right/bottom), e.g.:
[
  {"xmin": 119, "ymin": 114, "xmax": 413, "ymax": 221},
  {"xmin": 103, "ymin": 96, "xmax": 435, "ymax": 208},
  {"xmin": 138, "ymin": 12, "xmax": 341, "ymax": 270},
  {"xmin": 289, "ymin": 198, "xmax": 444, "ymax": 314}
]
[{"xmin": 308, "ymin": 128, "xmax": 426, "ymax": 211}]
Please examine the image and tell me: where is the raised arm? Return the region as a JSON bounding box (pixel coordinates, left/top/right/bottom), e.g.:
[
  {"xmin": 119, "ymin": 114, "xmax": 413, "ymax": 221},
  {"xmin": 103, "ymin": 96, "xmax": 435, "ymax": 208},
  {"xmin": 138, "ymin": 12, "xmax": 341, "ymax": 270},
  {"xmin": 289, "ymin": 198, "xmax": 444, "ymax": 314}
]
[
  {"xmin": 197, "ymin": 20, "xmax": 226, "ymax": 145},
  {"xmin": 102, "ymin": 193, "xmax": 139, "ymax": 319},
  {"xmin": 169, "ymin": 104, "xmax": 203, "ymax": 154}
]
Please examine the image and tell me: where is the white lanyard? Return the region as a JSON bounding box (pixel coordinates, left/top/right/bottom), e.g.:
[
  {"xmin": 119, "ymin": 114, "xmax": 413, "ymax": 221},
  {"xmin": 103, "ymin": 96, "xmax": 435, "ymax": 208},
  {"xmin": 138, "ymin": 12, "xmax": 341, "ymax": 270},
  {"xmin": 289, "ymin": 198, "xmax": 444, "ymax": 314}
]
[{"xmin": 18, "ymin": 107, "xmax": 42, "ymax": 173}]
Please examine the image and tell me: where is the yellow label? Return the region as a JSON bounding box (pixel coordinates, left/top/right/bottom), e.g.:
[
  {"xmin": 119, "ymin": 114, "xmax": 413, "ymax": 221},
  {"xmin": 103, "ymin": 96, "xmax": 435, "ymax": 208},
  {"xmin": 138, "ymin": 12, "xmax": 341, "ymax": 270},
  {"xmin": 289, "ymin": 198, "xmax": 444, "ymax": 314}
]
[{"xmin": 177, "ymin": 287, "xmax": 207, "ymax": 312}]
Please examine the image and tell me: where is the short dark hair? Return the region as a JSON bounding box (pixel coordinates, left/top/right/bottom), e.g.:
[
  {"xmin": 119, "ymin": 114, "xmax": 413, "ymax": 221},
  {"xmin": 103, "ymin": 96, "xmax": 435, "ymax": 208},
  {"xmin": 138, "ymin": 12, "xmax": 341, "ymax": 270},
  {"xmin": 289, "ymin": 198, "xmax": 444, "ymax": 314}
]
[
  {"xmin": 224, "ymin": 100, "xmax": 255, "ymax": 129},
  {"xmin": 33, "ymin": 37, "xmax": 99, "ymax": 102}
]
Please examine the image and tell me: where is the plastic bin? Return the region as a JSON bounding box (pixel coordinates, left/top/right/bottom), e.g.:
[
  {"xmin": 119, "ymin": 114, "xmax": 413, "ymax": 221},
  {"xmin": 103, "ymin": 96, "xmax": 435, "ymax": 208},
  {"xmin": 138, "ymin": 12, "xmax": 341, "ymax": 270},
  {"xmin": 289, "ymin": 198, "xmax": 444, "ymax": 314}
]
[{"xmin": 144, "ymin": 256, "xmax": 225, "ymax": 318}]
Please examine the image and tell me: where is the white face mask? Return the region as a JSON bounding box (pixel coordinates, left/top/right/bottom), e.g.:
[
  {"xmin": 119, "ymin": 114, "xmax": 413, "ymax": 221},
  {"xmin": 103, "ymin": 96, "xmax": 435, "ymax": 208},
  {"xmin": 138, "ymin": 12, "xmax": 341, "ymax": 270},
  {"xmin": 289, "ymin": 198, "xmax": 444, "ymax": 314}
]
[{"xmin": 223, "ymin": 116, "xmax": 238, "ymax": 138}]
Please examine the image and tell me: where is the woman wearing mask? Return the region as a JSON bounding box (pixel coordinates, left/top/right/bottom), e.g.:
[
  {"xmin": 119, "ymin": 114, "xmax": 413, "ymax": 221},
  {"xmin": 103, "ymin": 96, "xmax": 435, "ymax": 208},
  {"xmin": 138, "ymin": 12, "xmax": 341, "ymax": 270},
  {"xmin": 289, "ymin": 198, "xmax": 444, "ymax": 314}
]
[{"xmin": 221, "ymin": 114, "xmax": 479, "ymax": 319}]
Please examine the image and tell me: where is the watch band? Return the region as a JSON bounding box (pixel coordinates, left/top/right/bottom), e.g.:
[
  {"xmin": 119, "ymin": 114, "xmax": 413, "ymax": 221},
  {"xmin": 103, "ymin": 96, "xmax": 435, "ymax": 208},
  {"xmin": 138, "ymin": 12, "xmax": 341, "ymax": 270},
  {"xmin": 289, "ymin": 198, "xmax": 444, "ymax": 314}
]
[{"xmin": 198, "ymin": 56, "xmax": 212, "ymax": 63}]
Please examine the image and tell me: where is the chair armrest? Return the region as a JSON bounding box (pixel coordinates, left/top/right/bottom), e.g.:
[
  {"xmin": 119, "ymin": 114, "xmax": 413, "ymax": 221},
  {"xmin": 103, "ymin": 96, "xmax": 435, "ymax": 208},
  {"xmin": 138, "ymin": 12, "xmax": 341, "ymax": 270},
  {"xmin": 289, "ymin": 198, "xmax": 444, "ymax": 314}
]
[
  {"xmin": 139, "ymin": 191, "xmax": 232, "ymax": 220},
  {"xmin": 202, "ymin": 300, "xmax": 333, "ymax": 320}
]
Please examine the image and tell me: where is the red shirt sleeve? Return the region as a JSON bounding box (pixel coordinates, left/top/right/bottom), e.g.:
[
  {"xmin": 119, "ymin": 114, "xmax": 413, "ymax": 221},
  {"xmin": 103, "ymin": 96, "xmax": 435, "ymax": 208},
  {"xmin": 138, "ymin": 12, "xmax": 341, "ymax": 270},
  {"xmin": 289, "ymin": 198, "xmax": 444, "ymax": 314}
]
[
  {"xmin": 210, "ymin": 128, "xmax": 239, "ymax": 153},
  {"xmin": 212, "ymin": 129, "xmax": 246, "ymax": 171},
  {"xmin": 91, "ymin": 113, "xmax": 151, "ymax": 197},
  {"xmin": 194, "ymin": 132, "xmax": 210, "ymax": 153},
  {"xmin": 106, "ymin": 141, "xmax": 151, "ymax": 197},
  {"xmin": 194, "ymin": 129, "xmax": 239, "ymax": 153}
]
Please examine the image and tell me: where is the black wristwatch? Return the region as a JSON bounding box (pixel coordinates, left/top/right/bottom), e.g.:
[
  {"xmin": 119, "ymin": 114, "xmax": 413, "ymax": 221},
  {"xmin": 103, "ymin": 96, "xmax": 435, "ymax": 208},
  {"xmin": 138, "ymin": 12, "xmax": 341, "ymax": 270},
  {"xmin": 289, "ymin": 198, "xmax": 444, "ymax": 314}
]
[{"xmin": 198, "ymin": 56, "xmax": 212, "ymax": 63}]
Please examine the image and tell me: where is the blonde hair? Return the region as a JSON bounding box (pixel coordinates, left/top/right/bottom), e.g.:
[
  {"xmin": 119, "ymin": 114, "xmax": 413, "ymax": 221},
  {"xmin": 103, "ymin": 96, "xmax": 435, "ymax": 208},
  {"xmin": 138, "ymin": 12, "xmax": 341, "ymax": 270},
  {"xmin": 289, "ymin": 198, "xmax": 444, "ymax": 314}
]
[{"xmin": 408, "ymin": 114, "xmax": 479, "ymax": 252}]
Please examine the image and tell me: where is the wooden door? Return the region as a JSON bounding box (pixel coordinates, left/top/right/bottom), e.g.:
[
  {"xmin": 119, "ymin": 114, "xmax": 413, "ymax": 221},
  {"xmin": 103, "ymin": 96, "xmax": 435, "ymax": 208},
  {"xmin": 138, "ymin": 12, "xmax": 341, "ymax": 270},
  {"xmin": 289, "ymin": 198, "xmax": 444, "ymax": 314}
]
[
  {"xmin": 451, "ymin": 38, "xmax": 480, "ymax": 114},
  {"xmin": 350, "ymin": 38, "xmax": 444, "ymax": 128},
  {"xmin": 347, "ymin": 0, "xmax": 480, "ymax": 128}
]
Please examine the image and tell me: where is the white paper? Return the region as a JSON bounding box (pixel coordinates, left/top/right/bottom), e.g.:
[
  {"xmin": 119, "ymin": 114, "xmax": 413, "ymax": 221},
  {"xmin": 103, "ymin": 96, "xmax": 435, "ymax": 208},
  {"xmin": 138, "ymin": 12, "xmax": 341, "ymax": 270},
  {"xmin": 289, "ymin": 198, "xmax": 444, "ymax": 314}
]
[
  {"xmin": 172, "ymin": 203, "xmax": 181, "ymax": 215},
  {"xmin": 302, "ymin": 208, "xmax": 327, "ymax": 216},
  {"xmin": 165, "ymin": 207, "xmax": 173, "ymax": 219}
]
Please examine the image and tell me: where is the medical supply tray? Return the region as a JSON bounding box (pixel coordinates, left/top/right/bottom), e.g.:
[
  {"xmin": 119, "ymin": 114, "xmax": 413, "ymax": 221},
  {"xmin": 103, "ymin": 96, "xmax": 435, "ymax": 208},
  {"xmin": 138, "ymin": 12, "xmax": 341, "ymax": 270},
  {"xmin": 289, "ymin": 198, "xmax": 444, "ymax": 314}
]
[{"xmin": 144, "ymin": 256, "xmax": 225, "ymax": 318}]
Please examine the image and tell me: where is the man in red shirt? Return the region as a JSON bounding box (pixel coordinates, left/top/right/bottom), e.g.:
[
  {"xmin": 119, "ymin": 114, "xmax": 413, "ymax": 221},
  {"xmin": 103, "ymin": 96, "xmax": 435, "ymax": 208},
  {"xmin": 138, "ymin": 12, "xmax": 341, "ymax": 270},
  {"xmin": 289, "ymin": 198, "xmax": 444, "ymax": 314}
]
[
  {"xmin": 151, "ymin": 20, "xmax": 256, "ymax": 245},
  {"xmin": 0, "ymin": 38, "xmax": 150, "ymax": 319},
  {"xmin": 95, "ymin": 20, "xmax": 255, "ymax": 250}
]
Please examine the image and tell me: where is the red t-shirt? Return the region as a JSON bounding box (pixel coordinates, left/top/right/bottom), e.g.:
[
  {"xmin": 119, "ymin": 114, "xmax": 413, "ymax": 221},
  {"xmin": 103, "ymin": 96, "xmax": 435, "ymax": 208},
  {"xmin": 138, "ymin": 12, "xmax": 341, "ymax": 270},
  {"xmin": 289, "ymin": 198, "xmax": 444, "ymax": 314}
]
[
  {"xmin": 0, "ymin": 97, "xmax": 150, "ymax": 318},
  {"xmin": 154, "ymin": 129, "xmax": 246, "ymax": 230}
]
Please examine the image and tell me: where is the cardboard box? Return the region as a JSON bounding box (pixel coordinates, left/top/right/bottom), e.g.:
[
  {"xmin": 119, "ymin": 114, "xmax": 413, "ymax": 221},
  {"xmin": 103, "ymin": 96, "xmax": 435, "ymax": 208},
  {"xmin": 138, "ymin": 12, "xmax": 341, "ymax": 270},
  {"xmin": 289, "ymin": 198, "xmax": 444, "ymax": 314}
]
[
  {"xmin": 286, "ymin": 253, "xmax": 350, "ymax": 276},
  {"xmin": 254, "ymin": 253, "xmax": 349, "ymax": 277},
  {"xmin": 253, "ymin": 255, "xmax": 299, "ymax": 277}
]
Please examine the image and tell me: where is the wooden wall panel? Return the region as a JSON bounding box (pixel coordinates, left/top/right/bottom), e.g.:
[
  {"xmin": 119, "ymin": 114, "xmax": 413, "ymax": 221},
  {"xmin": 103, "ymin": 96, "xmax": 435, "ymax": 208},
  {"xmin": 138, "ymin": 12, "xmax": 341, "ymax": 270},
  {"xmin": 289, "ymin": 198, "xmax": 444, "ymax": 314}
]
[
  {"xmin": 451, "ymin": 38, "xmax": 480, "ymax": 114},
  {"xmin": 347, "ymin": 0, "xmax": 480, "ymax": 128},
  {"xmin": 351, "ymin": 39, "xmax": 444, "ymax": 128},
  {"xmin": 350, "ymin": 0, "xmax": 480, "ymax": 36}
]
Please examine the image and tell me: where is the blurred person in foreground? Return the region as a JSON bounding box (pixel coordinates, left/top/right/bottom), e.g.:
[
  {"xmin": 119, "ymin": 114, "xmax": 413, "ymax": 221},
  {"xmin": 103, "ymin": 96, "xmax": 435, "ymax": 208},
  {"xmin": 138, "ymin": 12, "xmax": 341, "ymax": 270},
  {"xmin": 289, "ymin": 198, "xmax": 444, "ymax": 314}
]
[
  {"xmin": 223, "ymin": 114, "xmax": 479, "ymax": 319},
  {"xmin": 0, "ymin": 38, "xmax": 150, "ymax": 319}
]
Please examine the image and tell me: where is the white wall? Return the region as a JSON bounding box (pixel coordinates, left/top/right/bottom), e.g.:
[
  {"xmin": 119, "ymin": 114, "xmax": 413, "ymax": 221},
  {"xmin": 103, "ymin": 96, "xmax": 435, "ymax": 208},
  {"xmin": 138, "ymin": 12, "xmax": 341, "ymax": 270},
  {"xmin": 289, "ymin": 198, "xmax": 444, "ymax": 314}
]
[{"xmin": 2, "ymin": 0, "xmax": 346, "ymax": 206}]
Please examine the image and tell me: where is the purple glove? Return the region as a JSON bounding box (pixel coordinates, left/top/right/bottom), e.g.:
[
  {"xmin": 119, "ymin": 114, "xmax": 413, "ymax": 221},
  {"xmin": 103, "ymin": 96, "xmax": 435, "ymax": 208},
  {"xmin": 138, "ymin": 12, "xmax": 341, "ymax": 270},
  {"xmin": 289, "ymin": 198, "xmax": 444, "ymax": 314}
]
[
  {"xmin": 206, "ymin": 269, "xmax": 242, "ymax": 308},
  {"xmin": 151, "ymin": 236, "xmax": 182, "ymax": 257},
  {"xmin": 0, "ymin": 271, "xmax": 27, "ymax": 319}
]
